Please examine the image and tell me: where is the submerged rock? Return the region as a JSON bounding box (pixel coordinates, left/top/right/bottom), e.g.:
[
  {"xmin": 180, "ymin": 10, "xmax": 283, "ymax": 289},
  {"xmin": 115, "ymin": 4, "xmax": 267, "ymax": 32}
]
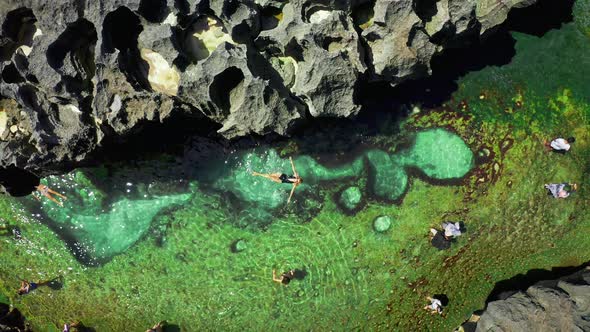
[
  {"xmin": 339, "ymin": 186, "xmax": 362, "ymax": 211},
  {"xmin": 231, "ymin": 239, "xmax": 247, "ymax": 253},
  {"xmin": 373, "ymin": 215, "xmax": 392, "ymax": 233},
  {"xmin": 0, "ymin": 0, "xmax": 540, "ymax": 175}
]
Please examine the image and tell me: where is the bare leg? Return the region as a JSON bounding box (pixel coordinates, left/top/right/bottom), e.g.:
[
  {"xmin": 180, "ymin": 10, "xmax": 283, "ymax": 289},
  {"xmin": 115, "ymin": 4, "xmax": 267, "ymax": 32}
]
[
  {"xmin": 47, "ymin": 188, "xmax": 67, "ymax": 199},
  {"xmin": 252, "ymin": 172, "xmax": 283, "ymax": 183},
  {"xmin": 42, "ymin": 193, "xmax": 63, "ymax": 207},
  {"xmin": 272, "ymin": 269, "xmax": 283, "ymax": 283}
]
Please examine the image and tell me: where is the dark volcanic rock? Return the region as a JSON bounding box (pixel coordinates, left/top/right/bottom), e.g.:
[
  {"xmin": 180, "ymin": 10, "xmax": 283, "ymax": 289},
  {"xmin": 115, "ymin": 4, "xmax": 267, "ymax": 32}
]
[
  {"xmin": 0, "ymin": 0, "xmax": 539, "ymax": 176},
  {"xmin": 475, "ymin": 267, "xmax": 590, "ymax": 332}
]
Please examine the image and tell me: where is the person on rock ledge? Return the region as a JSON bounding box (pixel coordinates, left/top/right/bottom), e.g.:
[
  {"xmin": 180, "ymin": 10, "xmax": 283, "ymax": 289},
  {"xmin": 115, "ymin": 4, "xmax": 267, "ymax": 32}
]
[
  {"xmin": 252, "ymin": 156, "xmax": 303, "ymax": 204},
  {"xmin": 424, "ymin": 296, "xmax": 444, "ymax": 315},
  {"xmin": 544, "ymin": 136, "xmax": 575, "ymax": 153},
  {"xmin": 545, "ymin": 183, "xmax": 578, "ymax": 199}
]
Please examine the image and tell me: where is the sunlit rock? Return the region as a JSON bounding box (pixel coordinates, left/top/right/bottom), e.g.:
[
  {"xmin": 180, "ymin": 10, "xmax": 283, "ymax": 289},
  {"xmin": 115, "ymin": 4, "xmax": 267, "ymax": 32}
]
[{"xmin": 140, "ymin": 48, "xmax": 180, "ymax": 96}]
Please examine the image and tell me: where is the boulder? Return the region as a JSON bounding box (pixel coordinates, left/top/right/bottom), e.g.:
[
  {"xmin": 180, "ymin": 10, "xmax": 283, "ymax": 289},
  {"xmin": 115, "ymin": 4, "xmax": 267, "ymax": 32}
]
[{"xmin": 475, "ymin": 268, "xmax": 590, "ymax": 332}]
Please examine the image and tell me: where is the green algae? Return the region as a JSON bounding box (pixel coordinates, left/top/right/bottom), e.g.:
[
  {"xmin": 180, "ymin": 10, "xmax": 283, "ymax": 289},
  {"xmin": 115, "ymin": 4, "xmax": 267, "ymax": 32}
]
[
  {"xmin": 35, "ymin": 171, "xmax": 191, "ymax": 263},
  {"xmin": 339, "ymin": 186, "xmax": 362, "ymax": 211},
  {"xmin": 400, "ymin": 128, "xmax": 475, "ymax": 179},
  {"xmin": 0, "ymin": 13, "xmax": 589, "ymax": 332},
  {"xmin": 366, "ymin": 149, "xmax": 408, "ymax": 200}
]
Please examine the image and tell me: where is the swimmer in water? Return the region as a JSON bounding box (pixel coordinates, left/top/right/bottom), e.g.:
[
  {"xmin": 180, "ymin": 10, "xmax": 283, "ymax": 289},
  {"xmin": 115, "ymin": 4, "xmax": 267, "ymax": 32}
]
[
  {"xmin": 18, "ymin": 279, "xmax": 51, "ymax": 295},
  {"xmin": 33, "ymin": 184, "xmax": 67, "ymax": 207},
  {"xmin": 252, "ymin": 157, "xmax": 303, "ymax": 204},
  {"xmin": 272, "ymin": 269, "xmax": 296, "ymax": 285}
]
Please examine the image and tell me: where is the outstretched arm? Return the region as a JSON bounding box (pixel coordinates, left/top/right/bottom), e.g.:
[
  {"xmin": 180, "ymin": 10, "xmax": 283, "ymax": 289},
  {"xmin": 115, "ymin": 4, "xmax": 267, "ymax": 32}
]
[
  {"xmin": 287, "ymin": 183, "xmax": 298, "ymax": 204},
  {"xmin": 272, "ymin": 269, "xmax": 282, "ymax": 283},
  {"xmin": 290, "ymin": 157, "xmax": 298, "ymax": 177}
]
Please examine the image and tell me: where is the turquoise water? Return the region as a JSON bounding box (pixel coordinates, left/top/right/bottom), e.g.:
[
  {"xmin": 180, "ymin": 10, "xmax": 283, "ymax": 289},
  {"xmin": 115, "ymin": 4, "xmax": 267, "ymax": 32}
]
[{"xmin": 24, "ymin": 129, "xmax": 473, "ymax": 264}]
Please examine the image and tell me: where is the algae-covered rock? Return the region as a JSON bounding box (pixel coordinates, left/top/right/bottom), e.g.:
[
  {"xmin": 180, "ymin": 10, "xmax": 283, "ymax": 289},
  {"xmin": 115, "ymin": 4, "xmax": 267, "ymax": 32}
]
[
  {"xmin": 231, "ymin": 239, "xmax": 247, "ymax": 253},
  {"xmin": 400, "ymin": 129, "xmax": 474, "ymax": 179},
  {"xmin": 366, "ymin": 150, "xmax": 408, "ymax": 201},
  {"xmin": 373, "ymin": 215, "xmax": 392, "ymax": 233},
  {"xmin": 339, "ymin": 186, "xmax": 362, "ymax": 211}
]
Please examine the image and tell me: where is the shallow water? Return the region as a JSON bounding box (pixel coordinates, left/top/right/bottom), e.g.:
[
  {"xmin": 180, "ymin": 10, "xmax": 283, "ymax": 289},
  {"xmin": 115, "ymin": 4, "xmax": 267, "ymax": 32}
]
[{"xmin": 0, "ymin": 10, "xmax": 589, "ymax": 332}]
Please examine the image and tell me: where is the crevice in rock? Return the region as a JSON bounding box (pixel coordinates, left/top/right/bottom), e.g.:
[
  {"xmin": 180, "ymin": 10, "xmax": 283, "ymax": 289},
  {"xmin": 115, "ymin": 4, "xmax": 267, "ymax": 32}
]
[
  {"xmin": 351, "ymin": 0, "xmax": 375, "ymax": 30},
  {"xmin": 413, "ymin": 0, "xmax": 439, "ymax": 22},
  {"xmin": 302, "ymin": 3, "xmax": 331, "ymax": 23},
  {"xmin": 139, "ymin": 0, "xmax": 170, "ymax": 23},
  {"xmin": 284, "ymin": 38, "xmax": 305, "ymax": 62},
  {"xmin": 46, "ymin": 18, "xmax": 97, "ymax": 83},
  {"xmin": 102, "ymin": 7, "xmax": 150, "ymax": 91},
  {"xmin": 0, "ymin": 7, "xmax": 37, "ymax": 62},
  {"xmin": 260, "ymin": 6, "xmax": 283, "ymax": 31},
  {"xmin": 209, "ymin": 67, "xmax": 245, "ymax": 116},
  {"xmin": 2, "ymin": 63, "xmax": 25, "ymax": 84},
  {"xmin": 175, "ymin": 0, "xmax": 191, "ymax": 15}
]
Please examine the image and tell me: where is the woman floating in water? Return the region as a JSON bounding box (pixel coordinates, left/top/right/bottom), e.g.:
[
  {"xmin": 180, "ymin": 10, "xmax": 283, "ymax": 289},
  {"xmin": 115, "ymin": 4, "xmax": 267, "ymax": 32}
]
[
  {"xmin": 252, "ymin": 157, "xmax": 303, "ymax": 204},
  {"xmin": 34, "ymin": 184, "xmax": 68, "ymax": 207}
]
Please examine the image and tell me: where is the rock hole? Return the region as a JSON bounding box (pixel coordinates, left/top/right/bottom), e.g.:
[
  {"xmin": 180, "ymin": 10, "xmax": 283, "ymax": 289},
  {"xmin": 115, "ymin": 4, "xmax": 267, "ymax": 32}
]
[
  {"xmin": 285, "ymin": 38, "xmax": 305, "ymax": 62},
  {"xmin": 413, "ymin": 0, "xmax": 439, "ymax": 22},
  {"xmin": 46, "ymin": 18, "xmax": 97, "ymax": 81},
  {"xmin": 302, "ymin": 3, "xmax": 331, "ymax": 23},
  {"xmin": 102, "ymin": 7, "xmax": 150, "ymax": 91},
  {"xmin": 174, "ymin": 0, "xmax": 191, "ymax": 14},
  {"xmin": 352, "ymin": 0, "xmax": 375, "ymax": 30},
  {"xmin": 102, "ymin": 7, "xmax": 143, "ymax": 53},
  {"xmin": 183, "ymin": 16, "xmax": 233, "ymax": 62},
  {"xmin": 0, "ymin": 7, "xmax": 37, "ymax": 61},
  {"xmin": 209, "ymin": 67, "xmax": 245, "ymax": 116},
  {"xmin": 2, "ymin": 63, "xmax": 25, "ymax": 83},
  {"xmin": 139, "ymin": 0, "xmax": 170, "ymax": 23},
  {"xmin": 0, "ymin": 166, "xmax": 40, "ymax": 197},
  {"xmin": 261, "ymin": 6, "xmax": 283, "ymax": 31},
  {"xmin": 321, "ymin": 36, "xmax": 343, "ymax": 52}
]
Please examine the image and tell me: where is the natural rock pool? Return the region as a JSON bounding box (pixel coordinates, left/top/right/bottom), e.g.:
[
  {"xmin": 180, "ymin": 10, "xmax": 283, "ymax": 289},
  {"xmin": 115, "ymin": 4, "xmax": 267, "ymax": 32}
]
[{"xmin": 0, "ymin": 1, "xmax": 589, "ymax": 331}]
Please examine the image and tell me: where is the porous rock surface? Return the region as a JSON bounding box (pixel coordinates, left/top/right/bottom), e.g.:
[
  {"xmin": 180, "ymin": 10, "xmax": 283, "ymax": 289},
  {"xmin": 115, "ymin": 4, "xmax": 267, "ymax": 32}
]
[
  {"xmin": 475, "ymin": 267, "xmax": 590, "ymax": 332},
  {"xmin": 0, "ymin": 0, "xmax": 537, "ymax": 175}
]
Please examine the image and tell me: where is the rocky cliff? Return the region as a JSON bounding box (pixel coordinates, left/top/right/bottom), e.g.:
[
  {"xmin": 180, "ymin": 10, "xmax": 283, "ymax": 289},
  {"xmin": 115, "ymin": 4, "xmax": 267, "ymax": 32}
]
[
  {"xmin": 474, "ymin": 267, "xmax": 590, "ymax": 332},
  {"xmin": 0, "ymin": 0, "xmax": 537, "ymax": 174}
]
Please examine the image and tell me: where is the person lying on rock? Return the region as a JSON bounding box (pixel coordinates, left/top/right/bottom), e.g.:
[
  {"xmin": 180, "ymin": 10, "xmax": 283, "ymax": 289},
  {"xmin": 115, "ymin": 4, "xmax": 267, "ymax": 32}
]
[
  {"xmin": 33, "ymin": 184, "xmax": 68, "ymax": 207},
  {"xmin": 17, "ymin": 279, "xmax": 51, "ymax": 295},
  {"xmin": 252, "ymin": 156, "xmax": 303, "ymax": 204},
  {"xmin": 545, "ymin": 183, "xmax": 577, "ymax": 199},
  {"xmin": 424, "ymin": 296, "xmax": 443, "ymax": 315},
  {"xmin": 544, "ymin": 136, "xmax": 575, "ymax": 153}
]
